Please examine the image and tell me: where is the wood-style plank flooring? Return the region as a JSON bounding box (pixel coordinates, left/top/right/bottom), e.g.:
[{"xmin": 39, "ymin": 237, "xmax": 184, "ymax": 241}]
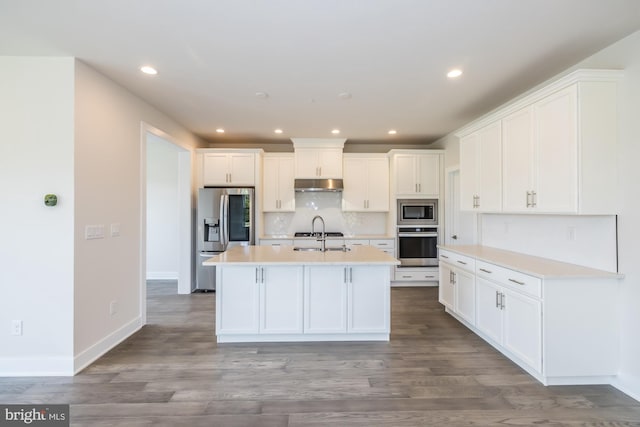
[{"xmin": 2, "ymin": 282, "xmax": 639, "ymax": 426}]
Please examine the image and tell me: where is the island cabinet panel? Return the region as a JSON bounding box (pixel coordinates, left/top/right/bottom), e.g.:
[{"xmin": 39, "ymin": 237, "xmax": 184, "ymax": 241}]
[
  {"xmin": 304, "ymin": 266, "xmax": 348, "ymax": 333},
  {"xmin": 348, "ymin": 266, "xmax": 390, "ymax": 333},
  {"xmin": 217, "ymin": 267, "xmax": 260, "ymax": 334},
  {"xmin": 259, "ymin": 266, "xmax": 304, "ymax": 334}
]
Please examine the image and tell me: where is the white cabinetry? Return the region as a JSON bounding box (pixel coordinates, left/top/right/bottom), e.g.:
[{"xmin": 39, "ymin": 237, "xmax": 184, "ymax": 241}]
[
  {"xmin": 258, "ymin": 238, "xmax": 294, "ymax": 247},
  {"xmin": 342, "ymin": 155, "xmax": 389, "ymax": 211},
  {"xmin": 304, "ymin": 266, "xmax": 348, "ymax": 333},
  {"xmin": 216, "ymin": 266, "xmax": 303, "ymax": 335},
  {"xmin": 348, "ymin": 266, "xmax": 390, "ymax": 333},
  {"xmin": 459, "ymin": 121, "xmax": 502, "ymax": 212},
  {"xmin": 458, "ymin": 70, "xmax": 620, "ymax": 215},
  {"xmin": 202, "ymin": 152, "xmax": 256, "ymax": 186},
  {"xmin": 263, "ymin": 154, "xmax": 295, "ymax": 212},
  {"xmin": 438, "ymin": 246, "xmax": 619, "ymax": 385},
  {"xmin": 393, "ymin": 153, "xmax": 440, "ymax": 197},
  {"xmin": 295, "ymin": 148, "xmax": 343, "ymax": 178},
  {"xmin": 438, "ymin": 250, "xmax": 476, "ymax": 325}
]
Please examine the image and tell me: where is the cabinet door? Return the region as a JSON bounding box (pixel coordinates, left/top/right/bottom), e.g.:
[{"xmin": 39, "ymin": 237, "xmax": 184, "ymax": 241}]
[
  {"xmin": 228, "ymin": 153, "xmax": 255, "ymax": 186},
  {"xmin": 366, "ymin": 157, "xmax": 390, "ymax": 211},
  {"xmin": 278, "ymin": 156, "xmax": 296, "ymax": 211},
  {"xmin": 304, "ymin": 266, "xmax": 347, "ymax": 333},
  {"xmin": 295, "ymin": 150, "xmax": 319, "ymax": 178},
  {"xmin": 459, "ymin": 133, "xmax": 479, "ymax": 211},
  {"xmin": 438, "ymin": 263, "xmax": 455, "ymax": 310},
  {"xmin": 417, "ymin": 154, "xmax": 440, "ymax": 196},
  {"xmin": 475, "ymin": 278, "xmax": 503, "ymax": 344},
  {"xmin": 534, "ymin": 85, "xmax": 578, "ymax": 213},
  {"xmin": 503, "ymin": 288, "xmax": 542, "ymax": 372},
  {"xmin": 395, "ymin": 155, "xmax": 418, "ymax": 195},
  {"xmin": 260, "ymin": 266, "xmax": 303, "ymax": 334},
  {"xmin": 454, "ymin": 268, "xmax": 475, "ymax": 325},
  {"xmin": 203, "ymin": 153, "xmax": 230, "ymax": 186},
  {"xmin": 318, "ymin": 149, "xmax": 343, "ymax": 178},
  {"xmin": 348, "ymin": 266, "xmax": 390, "ymax": 333},
  {"xmin": 217, "ymin": 267, "xmax": 259, "ymax": 334},
  {"xmin": 478, "ymin": 121, "xmax": 502, "ymax": 212},
  {"xmin": 342, "ymin": 157, "xmax": 367, "ymax": 211},
  {"xmin": 262, "ymin": 157, "xmax": 280, "ymax": 211},
  {"xmin": 502, "ymin": 107, "xmax": 534, "ymax": 212}
]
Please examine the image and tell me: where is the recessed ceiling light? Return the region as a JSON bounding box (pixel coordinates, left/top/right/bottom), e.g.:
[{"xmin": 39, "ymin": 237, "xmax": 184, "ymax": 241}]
[
  {"xmin": 274, "ymin": 129, "xmax": 283, "ymax": 134},
  {"xmin": 255, "ymin": 91, "xmax": 269, "ymax": 99},
  {"xmin": 331, "ymin": 129, "xmax": 340, "ymax": 135},
  {"xmin": 447, "ymin": 69, "xmax": 463, "ymax": 79},
  {"xmin": 216, "ymin": 128, "xmax": 225, "ymax": 133},
  {"xmin": 338, "ymin": 92, "xmax": 352, "ymax": 100},
  {"xmin": 140, "ymin": 65, "xmax": 158, "ymax": 75},
  {"xmin": 388, "ymin": 130, "xmax": 397, "ymax": 135}
]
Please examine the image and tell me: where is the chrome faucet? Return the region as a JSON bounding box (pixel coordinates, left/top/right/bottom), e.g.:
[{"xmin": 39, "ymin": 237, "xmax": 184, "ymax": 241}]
[{"xmin": 311, "ymin": 215, "xmax": 326, "ymax": 251}]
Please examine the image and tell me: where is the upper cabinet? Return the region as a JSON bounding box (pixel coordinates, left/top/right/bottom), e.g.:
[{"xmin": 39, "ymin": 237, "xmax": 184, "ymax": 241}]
[
  {"xmin": 459, "ymin": 121, "xmax": 502, "ymax": 212},
  {"xmin": 457, "ymin": 69, "xmax": 621, "ymax": 215},
  {"xmin": 202, "ymin": 151, "xmax": 256, "ymax": 186},
  {"xmin": 342, "ymin": 154, "xmax": 389, "ymax": 212},
  {"xmin": 263, "ymin": 154, "xmax": 295, "ymax": 212},
  {"xmin": 392, "ymin": 152, "xmax": 441, "ymax": 197},
  {"xmin": 291, "ymin": 138, "xmax": 346, "ymax": 179}
]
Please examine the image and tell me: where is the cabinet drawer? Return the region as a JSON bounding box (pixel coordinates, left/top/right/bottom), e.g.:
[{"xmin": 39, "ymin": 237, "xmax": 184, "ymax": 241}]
[
  {"xmin": 260, "ymin": 239, "xmax": 294, "ymax": 246},
  {"xmin": 395, "ymin": 269, "xmax": 438, "ymax": 281},
  {"xmin": 370, "ymin": 239, "xmax": 395, "ymax": 249},
  {"xmin": 476, "ymin": 260, "xmax": 541, "ymax": 298},
  {"xmin": 343, "ymin": 239, "xmax": 369, "ymax": 247},
  {"xmin": 439, "ymin": 250, "xmax": 475, "ymax": 272}
]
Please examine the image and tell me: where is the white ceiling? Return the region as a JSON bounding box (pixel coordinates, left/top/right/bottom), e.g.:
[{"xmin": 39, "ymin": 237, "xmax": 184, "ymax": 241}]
[{"xmin": 1, "ymin": 0, "xmax": 639, "ymax": 145}]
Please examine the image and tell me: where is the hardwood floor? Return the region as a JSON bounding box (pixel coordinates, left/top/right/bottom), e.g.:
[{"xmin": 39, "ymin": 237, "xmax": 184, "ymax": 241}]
[{"xmin": 3, "ymin": 282, "xmax": 639, "ymax": 426}]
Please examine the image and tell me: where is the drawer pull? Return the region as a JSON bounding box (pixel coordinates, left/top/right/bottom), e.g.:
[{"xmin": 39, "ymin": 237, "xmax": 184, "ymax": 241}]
[
  {"xmin": 508, "ymin": 278, "xmax": 525, "ymax": 286},
  {"xmin": 425, "ymin": 275, "xmax": 435, "ymax": 278},
  {"xmin": 479, "ymin": 268, "xmax": 492, "ymax": 274},
  {"xmin": 402, "ymin": 275, "xmax": 412, "ymax": 279},
  {"xmin": 457, "ymin": 260, "xmax": 467, "ymax": 265},
  {"xmin": 441, "ymin": 255, "xmax": 449, "ymax": 259}
]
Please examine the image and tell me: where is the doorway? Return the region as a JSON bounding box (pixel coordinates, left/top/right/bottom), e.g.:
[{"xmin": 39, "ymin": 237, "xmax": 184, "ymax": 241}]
[{"xmin": 141, "ymin": 124, "xmax": 193, "ymax": 305}]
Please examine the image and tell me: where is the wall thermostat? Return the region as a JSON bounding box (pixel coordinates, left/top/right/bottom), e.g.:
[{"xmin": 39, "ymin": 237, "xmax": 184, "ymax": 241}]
[{"xmin": 44, "ymin": 194, "xmax": 58, "ymax": 206}]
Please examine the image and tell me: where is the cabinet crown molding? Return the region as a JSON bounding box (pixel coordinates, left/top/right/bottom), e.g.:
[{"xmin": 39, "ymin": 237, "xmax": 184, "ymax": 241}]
[{"xmin": 456, "ymin": 69, "xmax": 623, "ymax": 138}]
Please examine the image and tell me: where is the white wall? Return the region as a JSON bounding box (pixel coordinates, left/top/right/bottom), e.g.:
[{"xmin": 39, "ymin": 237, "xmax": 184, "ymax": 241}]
[
  {"xmin": 73, "ymin": 60, "xmax": 201, "ymax": 372},
  {"xmin": 434, "ymin": 30, "xmax": 640, "ymax": 400},
  {"xmin": 146, "ymin": 134, "xmax": 181, "ymax": 280},
  {"xmin": 0, "ymin": 57, "xmax": 75, "ymax": 374}
]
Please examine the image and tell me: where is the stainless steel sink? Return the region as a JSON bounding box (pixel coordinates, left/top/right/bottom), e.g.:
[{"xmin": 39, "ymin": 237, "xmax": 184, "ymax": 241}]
[{"xmin": 292, "ymin": 246, "xmax": 351, "ymax": 252}]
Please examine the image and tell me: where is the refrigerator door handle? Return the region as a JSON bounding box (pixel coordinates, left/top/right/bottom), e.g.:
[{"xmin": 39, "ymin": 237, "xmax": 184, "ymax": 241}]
[{"xmin": 219, "ymin": 194, "xmax": 227, "ymax": 250}]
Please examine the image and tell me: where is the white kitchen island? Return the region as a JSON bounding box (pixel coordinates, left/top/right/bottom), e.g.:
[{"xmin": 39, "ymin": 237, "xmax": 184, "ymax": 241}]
[{"xmin": 203, "ymin": 245, "xmax": 400, "ymax": 343}]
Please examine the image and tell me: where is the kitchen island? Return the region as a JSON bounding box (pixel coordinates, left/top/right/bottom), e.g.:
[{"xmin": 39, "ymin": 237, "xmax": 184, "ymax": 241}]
[{"xmin": 203, "ymin": 245, "xmax": 400, "ymax": 343}]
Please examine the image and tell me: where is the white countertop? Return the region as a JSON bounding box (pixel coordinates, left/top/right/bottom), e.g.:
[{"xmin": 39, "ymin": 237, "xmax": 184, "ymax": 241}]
[
  {"xmin": 203, "ymin": 245, "xmax": 400, "ymax": 266},
  {"xmin": 259, "ymin": 234, "xmax": 395, "ymax": 240},
  {"xmin": 439, "ymin": 245, "xmax": 623, "ymax": 279}
]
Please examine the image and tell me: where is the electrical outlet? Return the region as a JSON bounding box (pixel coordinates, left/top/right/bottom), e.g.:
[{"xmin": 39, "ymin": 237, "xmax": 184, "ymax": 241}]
[
  {"xmin": 85, "ymin": 225, "xmax": 105, "ymax": 240},
  {"xmin": 110, "ymin": 301, "xmax": 118, "ymax": 316},
  {"xmin": 110, "ymin": 223, "xmax": 121, "ymax": 237},
  {"xmin": 568, "ymin": 226, "xmax": 577, "ymax": 241},
  {"xmin": 12, "ymin": 320, "xmax": 22, "ymax": 336}
]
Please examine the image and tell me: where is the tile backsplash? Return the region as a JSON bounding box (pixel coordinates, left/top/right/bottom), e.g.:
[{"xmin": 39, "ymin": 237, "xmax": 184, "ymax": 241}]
[{"xmin": 263, "ymin": 192, "xmax": 388, "ymax": 236}]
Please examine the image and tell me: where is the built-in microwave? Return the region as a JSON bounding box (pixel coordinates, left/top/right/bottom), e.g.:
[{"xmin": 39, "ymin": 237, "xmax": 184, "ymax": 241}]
[{"xmin": 397, "ymin": 199, "xmax": 438, "ymax": 226}]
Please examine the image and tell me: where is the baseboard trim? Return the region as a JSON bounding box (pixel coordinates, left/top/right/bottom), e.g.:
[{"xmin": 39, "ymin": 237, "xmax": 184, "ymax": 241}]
[
  {"xmin": 0, "ymin": 357, "xmax": 74, "ymax": 376},
  {"xmin": 146, "ymin": 271, "xmax": 178, "ymax": 280},
  {"xmin": 73, "ymin": 316, "xmax": 143, "ymax": 374},
  {"xmin": 612, "ymin": 374, "xmax": 640, "ymax": 403}
]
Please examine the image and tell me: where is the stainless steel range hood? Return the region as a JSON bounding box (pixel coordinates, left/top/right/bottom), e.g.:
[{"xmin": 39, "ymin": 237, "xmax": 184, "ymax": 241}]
[{"xmin": 294, "ymin": 178, "xmax": 343, "ymax": 192}]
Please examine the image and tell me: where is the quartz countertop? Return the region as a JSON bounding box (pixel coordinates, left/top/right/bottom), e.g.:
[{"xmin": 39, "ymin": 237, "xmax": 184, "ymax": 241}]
[
  {"xmin": 203, "ymin": 245, "xmax": 400, "ymax": 266},
  {"xmin": 439, "ymin": 245, "xmax": 623, "ymax": 279},
  {"xmin": 259, "ymin": 234, "xmax": 395, "ymax": 240}
]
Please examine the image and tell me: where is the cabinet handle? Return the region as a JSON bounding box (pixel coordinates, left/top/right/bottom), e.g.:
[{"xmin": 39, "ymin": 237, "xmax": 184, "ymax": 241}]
[
  {"xmin": 532, "ymin": 191, "xmax": 537, "ymax": 207},
  {"xmin": 500, "ymin": 292, "xmax": 505, "ymax": 309},
  {"xmin": 349, "ymin": 267, "xmax": 353, "ymax": 283},
  {"xmin": 418, "ymin": 183, "xmax": 421, "ymax": 192},
  {"xmin": 495, "ymin": 291, "xmax": 500, "ymax": 308},
  {"xmin": 402, "ymin": 275, "xmax": 412, "ymax": 279},
  {"xmin": 457, "ymin": 260, "xmax": 467, "ymax": 265},
  {"xmin": 425, "ymin": 275, "xmax": 435, "ymax": 279},
  {"xmin": 261, "ymin": 268, "xmax": 265, "ymax": 283},
  {"xmin": 451, "ymin": 272, "xmax": 456, "ymax": 284},
  {"xmin": 526, "ymin": 191, "xmax": 532, "ymax": 207},
  {"xmin": 508, "ymin": 278, "xmax": 525, "ymax": 286},
  {"xmin": 255, "ymin": 267, "xmax": 259, "ymax": 284},
  {"xmin": 344, "ymin": 268, "xmax": 348, "ymax": 283},
  {"xmin": 441, "ymin": 254, "xmax": 449, "ymax": 259},
  {"xmin": 378, "ymin": 243, "xmax": 388, "ymax": 246},
  {"xmin": 479, "ymin": 268, "xmax": 492, "ymax": 274}
]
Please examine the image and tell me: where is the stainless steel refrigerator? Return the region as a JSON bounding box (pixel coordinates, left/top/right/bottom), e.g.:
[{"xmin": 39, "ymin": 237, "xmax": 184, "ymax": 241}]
[{"xmin": 196, "ymin": 187, "xmax": 255, "ymax": 291}]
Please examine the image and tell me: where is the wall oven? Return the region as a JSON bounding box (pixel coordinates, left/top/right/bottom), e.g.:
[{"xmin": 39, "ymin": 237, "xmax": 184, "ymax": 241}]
[
  {"xmin": 397, "ymin": 226, "xmax": 439, "ymax": 267},
  {"xmin": 397, "ymin": 199, "xmax": 438, "ymax": 226}
]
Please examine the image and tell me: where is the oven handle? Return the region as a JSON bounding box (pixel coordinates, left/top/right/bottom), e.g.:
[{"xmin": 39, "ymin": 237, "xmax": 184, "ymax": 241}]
[{"xmin": 397, "ymin": 233, "xmax": 438, "ymax": 237}]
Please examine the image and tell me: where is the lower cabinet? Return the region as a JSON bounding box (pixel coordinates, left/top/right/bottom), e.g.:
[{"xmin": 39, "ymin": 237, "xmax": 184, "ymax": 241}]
[
  {"xmin": 217, "ymin": 264, "xmax": 390, "ymax": 341},
  {"xmin": 476, "ymin": 278, "xmax": 542, "ymax": 372},
  {"xmin": 438, "ymin": 253, "xmax": 476, "ymax": 325},
  {"xmin": 217, "ymin": 265, "xmax": 303, "ymax": 334}
]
